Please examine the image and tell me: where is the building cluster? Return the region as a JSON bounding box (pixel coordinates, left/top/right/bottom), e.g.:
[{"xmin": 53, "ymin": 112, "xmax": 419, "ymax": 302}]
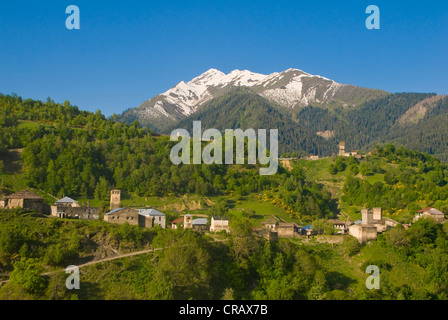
[
  {"xmin": 258, "ymin": 205, "xmax": 447, "ymax": 245},
  {"xmin": 104, "ymin": 207, "xmax": 167, "ymax": 228},
  {"xmin": 170, "ymin": 214, "xmax": 230, "ymax": 233},
  {"xmin": 104, "ymin": 190, "xmax": 230, "ymax": 233},
  {"xmin": 338, "ymin": 141, "xmax": 362, "ymax": 159},
  {"xmin": 259, "ymin": 218, "xmax": 302, "ymax": 241},
  {"xmin": 1, "ymin": 190, "xmax": 446, "ymax": 244},
  {"xmin": 103, "ymin": 189, "xmax": 166, "ymax": 228},
  {"xmin": 0, "ymin": 189, "xmax": 231, "ymax": 234},
  {"xmin": 258, "ymin": 217, "xmax": 317, "ymax": 241},
  {"xmin": 348, "ymin": 207, "xmax": 405, "ymax": 243}
]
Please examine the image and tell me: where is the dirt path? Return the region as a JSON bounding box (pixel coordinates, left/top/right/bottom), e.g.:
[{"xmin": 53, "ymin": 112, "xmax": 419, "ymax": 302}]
[
  {"xmin": 0, "ymin": 247, "xmax": 162, "ymax": 285},
  {"xmin": 0, "ymin": 237, "xmax": 230, "ymax": 285}
]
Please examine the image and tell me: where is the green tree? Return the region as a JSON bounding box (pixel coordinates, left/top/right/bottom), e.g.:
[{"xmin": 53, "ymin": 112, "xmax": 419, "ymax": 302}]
[
  {"xmin": 9, "ymin": 258, "xmax": 47, "ymax": 295},
  {"xmin": 342, "ymin": 236, "xmax": 361, "ymax": 256}
]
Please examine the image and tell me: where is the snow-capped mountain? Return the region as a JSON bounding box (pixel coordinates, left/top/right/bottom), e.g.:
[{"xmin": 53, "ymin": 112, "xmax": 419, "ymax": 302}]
[{"xmin": 118, "ymin": 68, "xmax": 384, "ymax": 131}]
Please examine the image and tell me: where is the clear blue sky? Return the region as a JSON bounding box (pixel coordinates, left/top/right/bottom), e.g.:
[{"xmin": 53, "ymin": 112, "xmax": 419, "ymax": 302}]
[{"xmin": 0, "ymin": 0, "xmax": 447, "ymax": 116}]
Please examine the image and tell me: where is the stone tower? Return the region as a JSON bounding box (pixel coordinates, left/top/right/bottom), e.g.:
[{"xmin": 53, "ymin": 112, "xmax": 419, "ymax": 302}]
[
  {"xmin": 362, "ymin": 209, "xmax": 373, "ymax": 225},
  {"xmin": 110, "ymin": 189, "xmax": 121, "ymax": 211},
  {"xmin": 338, "ymin": 141, "xmax": 346, "ymax": 156},
  {"xmin": 373, "ymin": 207, "xmax": 382, "ymax": 221},
  {"xmin": 184, "ymin": 214, "xmax": 193, "ymax": 229}
]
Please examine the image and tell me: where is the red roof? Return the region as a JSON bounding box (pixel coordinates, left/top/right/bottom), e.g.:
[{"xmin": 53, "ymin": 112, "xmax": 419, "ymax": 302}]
[
  {"xmin": 171, "ymin": 217, "xmax": 184, "ymax": 224},
  {"xmin": 417, "ymin": 207, "xmax": 434, "ymax": 213}
]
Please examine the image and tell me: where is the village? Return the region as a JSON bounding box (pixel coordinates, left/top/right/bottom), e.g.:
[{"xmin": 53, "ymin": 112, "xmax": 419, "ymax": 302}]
[
  {"xmin": 0, "ymin": 140, "xmax": 445, "ymax": 244},
  {"xmin": 0, "ymin": 185, "xmax": 445, "ymax": 244}
]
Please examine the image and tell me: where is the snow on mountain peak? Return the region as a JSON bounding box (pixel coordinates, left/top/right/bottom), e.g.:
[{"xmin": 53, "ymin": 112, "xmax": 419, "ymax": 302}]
[{"xmin": 153, "ymin": 67, "xmax": 342, "ymax": 116}]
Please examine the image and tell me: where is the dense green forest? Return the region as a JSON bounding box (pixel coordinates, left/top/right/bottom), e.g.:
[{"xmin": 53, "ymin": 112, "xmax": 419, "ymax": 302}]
[
  {"xmin": 163, "ymin": 90, "xmax": 448, "ymax": 161},
  {"xmin": 172, "ymin": 89, "xmax": 336, "ymax": 156},
  {"xmin": 326, "ymin": 144, "xmax": 448, "ymax": 222}
]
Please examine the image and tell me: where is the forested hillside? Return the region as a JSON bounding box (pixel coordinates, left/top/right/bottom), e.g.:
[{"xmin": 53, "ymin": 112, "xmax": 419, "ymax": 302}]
[
  {"xmin": 2, "ymin": 208, "xmax": 448, "ymax": 300},
  {"xmin": 0, "ymin": 93, "xmax": 337, "ymax": 222},
  {"xmin": 165, "ymin": 90, "xmax": 448, "ymax": 161},
  {"xmin": 2, "ymin": 93, "xmax": 448, "ymax": 301},
  {"xmin": 172, "ymin": 89, "xmax": 337, "ymax": 156}
]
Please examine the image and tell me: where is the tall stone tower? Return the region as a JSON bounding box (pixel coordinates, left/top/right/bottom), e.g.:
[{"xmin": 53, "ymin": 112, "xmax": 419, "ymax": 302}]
[
  {"xmin": 184, "ymin": 214, "xmax": 193, "ymax": 229},
  {"xmin": 338, "ymin": 141, "xmax": 346, "ymax": 156},
  {"xmin": 373, "ymin": 207, "xmax": 382, "ymax": 221},
  {"xmin": 110, "ymin": 189, "xmax": 121, "ymax": 211},
  {"xmin": 362, "ymin": 209, "xmax": 373, "ymax": 225}
]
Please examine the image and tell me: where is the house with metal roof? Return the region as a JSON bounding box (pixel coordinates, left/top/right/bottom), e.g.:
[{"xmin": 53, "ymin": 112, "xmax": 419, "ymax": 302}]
[
  {"xmin": 104, "ymin": 207, "xmax": 166, "ymax": 228},
  {"xmin": 192, "ymin": 218, "xmax": 209, "ymax": 232},
  {"xmin": 301, "ymin": 225, "xmax": 316, "ymax": 237},
  {"xmin": 138, "ymin": 209, "xmax": 166, "ymax": 228},
  {"xmin": 54, "ymin": 196, "xmax": 79, "ymax": 207},
  {"xmin": 51, "ymin": 196, "xmax": 99, "ymax": 220}
]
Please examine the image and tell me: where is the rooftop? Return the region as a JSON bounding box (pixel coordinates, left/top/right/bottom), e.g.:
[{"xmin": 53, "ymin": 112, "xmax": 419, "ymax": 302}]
[
  {"xmin": 138, "ymin": 208, "xmax": 165, "ymax": 216},
  {"xmin": 212, "ymin": 216, "xmax": 229, "ymax": 221},
  {"xmin": 105, "ymin": 208, "xmax": 126, "ymax": 215},
  {"xmin": 192, "ymin": 218, "xmax": 208, "ymax": 225},
  {"xmin": 277, "ymin": 222, "xmax": 301, "ymax": 228},
  {"xmin": 1, "ymin": 190, "xmax": 43, "ymax": 200},
  {"xmin": 55, "ymin": 196, "xmax": 78, "ymax": 204},
  {"xmin": 328, "ymin": 219, "xmax": 350, "ymax": 226},
  {"xmin": 171, "ymin": 217, "xmax": 184, "ymax": 224},
  {"xmin": 261, "ymin": 218, "xmax": 278, "ymax": 225},
  {"xmin": 420, "ymin": 207, "xmax": 445, "ymax": 216}
]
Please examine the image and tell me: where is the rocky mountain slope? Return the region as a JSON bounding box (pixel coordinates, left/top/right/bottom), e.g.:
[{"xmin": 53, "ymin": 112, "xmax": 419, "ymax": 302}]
[{"xmin": 118, "ymin": 68, "xmax": 386, "ymax": 131}]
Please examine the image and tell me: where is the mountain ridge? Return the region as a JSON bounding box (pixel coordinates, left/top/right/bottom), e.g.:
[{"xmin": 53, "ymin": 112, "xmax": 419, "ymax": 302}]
[
  {"xmin": 117, "ymin": 67, "xmax": 387, "ymax": 131},
  {"xmin": 117, "ymin": 68, "xmax": 448, "ymax": 160}
]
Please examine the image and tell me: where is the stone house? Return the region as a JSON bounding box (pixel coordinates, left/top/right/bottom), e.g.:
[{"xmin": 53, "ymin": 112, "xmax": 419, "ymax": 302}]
[
  {"xmin": 104, "ymin": 208, "xmax": 141, "ymax": 226},
  {"xmin": 53, "ymin": 196, "xmax": 80, "ymax": 208},
  {"xmin": 328, "ymin": 219, "xmax": 352, "ymax": 234},
  {"xmin": 413, "ymin": 207, "xmax": 446, "ymax": 223},
  {"xmin": 104, "ymin": 207, "xmax": 166, "ymax": 228},
  {"xmin": 171, "ymin": 217, "xmax": 184, "ymax": 229},
  {"xmin": 349, "ymin": 207, "xmax": 399, "ymax": 243},
  {"xmin": 261, "ymin": 218, "xmax": 278, "ymax": 230},
  {"xmin": 192, "ymin": 218, "xmax": 209, "ymax": 232},
  {"xmin": 338, "ymin": 141, "xmax": 361, "ymax": 158},
  {"xmin": 51, "ymin": 197, "xmax": 100, "ymax": 220},
  {"xmin": 137, "ymin": 208, "xmax": 166, "ymax": 228},
  {"xmin": 276, "ymin": 222, "xmax": 301, "ymax": 237},
  {"xmin": 0, "ymin": 190, "xmax": 49, "ymax": 213},
  {"xmin": 210, "ymin": 216, "xmax": 230, "ymax": 233},
  {"xmin": 301, "ymin": 225, "xmax": 316, "ymax": 237},
  {"xmin": 53, "ymin": 204, "xmax": 100, "ymax": 220},
  {"xmin": 349, "ymin": 224, "xmax": 378, "ymax": 243},
  {"xmin": 261, "ymin": 218, "xmax": 301, "ymax": 238}
]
